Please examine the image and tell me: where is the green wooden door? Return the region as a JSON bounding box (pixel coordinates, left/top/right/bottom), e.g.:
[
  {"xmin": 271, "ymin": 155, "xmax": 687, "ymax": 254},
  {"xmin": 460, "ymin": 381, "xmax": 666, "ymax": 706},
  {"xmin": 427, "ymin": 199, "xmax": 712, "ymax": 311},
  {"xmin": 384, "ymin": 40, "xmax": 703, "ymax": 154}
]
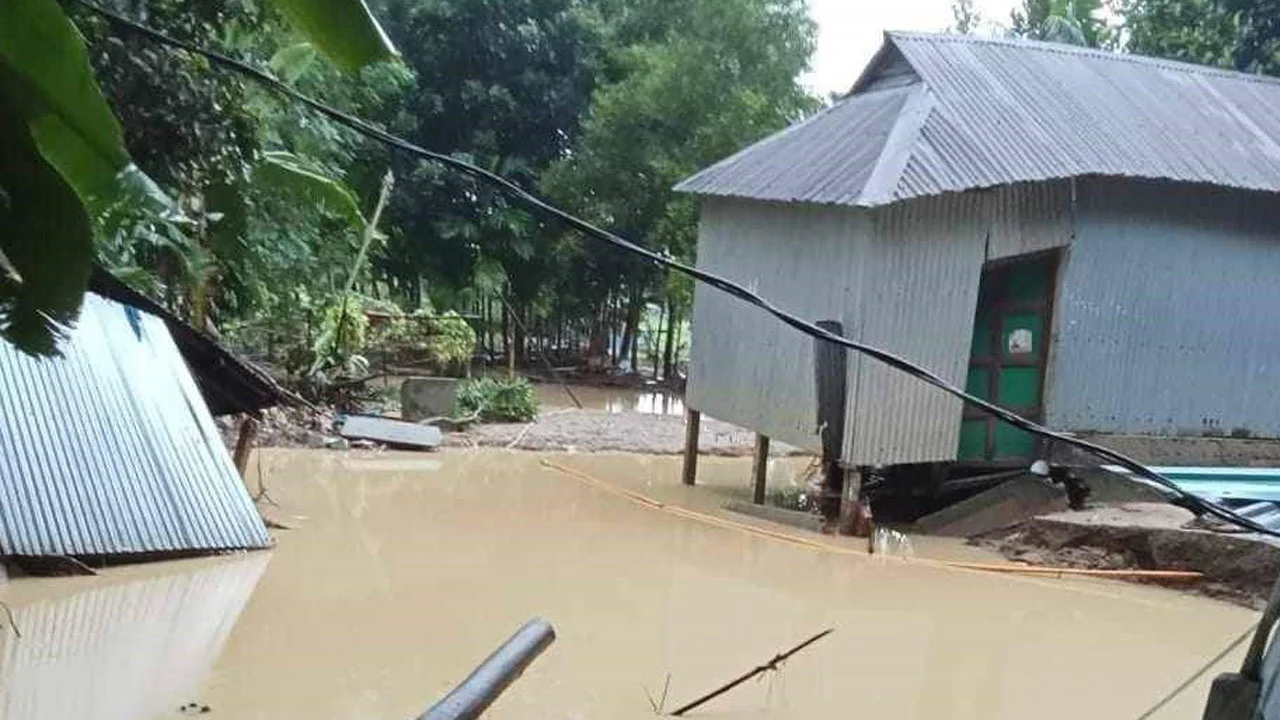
[{"xmin": 957, "ymin": 253, "xmax": 1057, "ymax": 464}]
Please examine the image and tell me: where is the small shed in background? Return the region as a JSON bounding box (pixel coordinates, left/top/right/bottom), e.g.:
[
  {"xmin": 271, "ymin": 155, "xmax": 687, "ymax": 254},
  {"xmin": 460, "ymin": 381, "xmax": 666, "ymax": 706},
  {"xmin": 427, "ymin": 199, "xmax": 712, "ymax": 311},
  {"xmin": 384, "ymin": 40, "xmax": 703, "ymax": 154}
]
[
  {"xmin": 677, "ymin": 32, "xmax": 1280, "ymax": 472},
  {"xmin": 0, "ymin": 285, "xmax": 280, "ymax": 560}
]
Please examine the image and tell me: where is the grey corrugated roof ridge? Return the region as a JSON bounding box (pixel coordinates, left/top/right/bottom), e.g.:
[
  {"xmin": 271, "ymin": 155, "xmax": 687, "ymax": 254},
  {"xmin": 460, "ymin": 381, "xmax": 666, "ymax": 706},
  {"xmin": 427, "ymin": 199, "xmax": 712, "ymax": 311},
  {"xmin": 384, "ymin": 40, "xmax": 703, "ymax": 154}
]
[
  {"xmin": 674, "ymin": 87, "xmax": 884, "ymax": 199},
  {"xmin": 885, "ymin": 30, "xmax": 1280, "ymax": 89},
  {"xmin": 676, "ymin": 30, "xmax": 1280, "ymax": 208},
  {"xmin": 673, "ymin": 83, "xmax": 919, "ymax": 204}
]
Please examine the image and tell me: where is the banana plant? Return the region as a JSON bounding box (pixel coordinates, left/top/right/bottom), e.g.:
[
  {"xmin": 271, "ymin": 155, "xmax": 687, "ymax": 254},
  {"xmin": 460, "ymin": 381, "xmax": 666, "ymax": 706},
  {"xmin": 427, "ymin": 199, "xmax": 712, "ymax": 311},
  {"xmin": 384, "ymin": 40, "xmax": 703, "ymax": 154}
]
[{"xmin": 0, "ymin": 0, "xmax": 396, "ymax": 355}]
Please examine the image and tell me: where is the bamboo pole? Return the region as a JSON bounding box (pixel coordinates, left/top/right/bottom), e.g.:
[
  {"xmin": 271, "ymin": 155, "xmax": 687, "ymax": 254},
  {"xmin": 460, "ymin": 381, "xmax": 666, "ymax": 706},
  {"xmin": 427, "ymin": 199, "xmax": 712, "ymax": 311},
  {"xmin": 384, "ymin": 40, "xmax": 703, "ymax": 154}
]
[{"xmin": 539, "ymin": 460, "xmax": 1204, "ymax": 583}]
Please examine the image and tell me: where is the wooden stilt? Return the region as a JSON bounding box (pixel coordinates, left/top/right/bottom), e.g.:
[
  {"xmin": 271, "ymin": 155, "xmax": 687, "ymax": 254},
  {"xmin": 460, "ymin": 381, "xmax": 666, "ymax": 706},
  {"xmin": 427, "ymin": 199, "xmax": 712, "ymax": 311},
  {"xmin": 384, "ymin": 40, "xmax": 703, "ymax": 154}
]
[
  {"xmin": 232, "ymin": 415, "xmax": 260, "ymax": 479},
  {"xmin": 813, "ymin": 319, "xmax": 848, "ymax": 526},
  {"xmin": 837, "ymin": 469, "xmax": 862, "ymax": 535},
  {"xmin": 752, "ymin": 434, "xmax": 770, "ymax": 505},
  {"xmin": 682, "ymin": 409, "xmax": 701, "ymax": 486}
]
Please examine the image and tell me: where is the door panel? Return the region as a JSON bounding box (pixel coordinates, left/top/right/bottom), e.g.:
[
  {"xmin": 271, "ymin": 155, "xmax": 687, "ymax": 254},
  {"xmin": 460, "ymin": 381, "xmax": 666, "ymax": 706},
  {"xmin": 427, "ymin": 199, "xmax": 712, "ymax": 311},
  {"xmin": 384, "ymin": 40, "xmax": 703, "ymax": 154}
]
[{"xmin": 957, "ymin": 252, "xmax": 1058, "ymax": 464}]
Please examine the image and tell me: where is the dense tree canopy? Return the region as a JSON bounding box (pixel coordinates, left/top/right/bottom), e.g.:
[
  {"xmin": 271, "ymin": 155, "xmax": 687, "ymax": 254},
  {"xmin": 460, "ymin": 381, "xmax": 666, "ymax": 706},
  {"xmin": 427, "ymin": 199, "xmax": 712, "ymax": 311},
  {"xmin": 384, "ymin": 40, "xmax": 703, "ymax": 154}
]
[
  {"xmin": 1118, "ymin": 0, "xmax": 1280, "ymax": 75},
  {"xmin": 0, "ymin": 0, "xmax": 395, "ymax": 354},
  {"xmin": 1, "ymin": 0, "xmax": 818, "ymax": 384}
]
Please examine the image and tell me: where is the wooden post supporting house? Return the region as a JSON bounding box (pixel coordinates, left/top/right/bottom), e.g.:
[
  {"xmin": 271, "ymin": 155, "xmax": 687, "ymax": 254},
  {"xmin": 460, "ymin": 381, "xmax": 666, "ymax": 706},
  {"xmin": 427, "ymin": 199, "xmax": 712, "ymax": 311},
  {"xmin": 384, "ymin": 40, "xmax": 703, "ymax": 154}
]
[
  {"xmin": 813, "ymin": 320, "xmax": 848, "ymax": 529},
  {"xmin": 838, "ymin": 469, "xmax": 863, "ymax": 536},
  {"xmin": 682, "ymin": 409, "xmax": 701, "ymax": 486},
  {"xmin": 752, "ymin": 434, "xmax": 770, "ymax": 504},
  {"xmin": 232, "ymin": 415, "xmax": 260, "ymax": 479}
]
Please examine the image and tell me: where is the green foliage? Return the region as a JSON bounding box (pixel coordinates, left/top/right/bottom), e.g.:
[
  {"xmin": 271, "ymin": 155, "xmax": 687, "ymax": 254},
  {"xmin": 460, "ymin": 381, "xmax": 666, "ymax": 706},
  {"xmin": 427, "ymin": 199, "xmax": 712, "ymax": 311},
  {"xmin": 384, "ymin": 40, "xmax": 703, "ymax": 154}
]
[
  {"xmin": 314, "ymin": 293, "xmax": 368, "ymax": 361},
  {"xmin": 951, "ymin": 0, "xmax": 983, "ymax": 33},
  {"xmin": 0, "ymin": 92, "xmax": 94, "ymax": 355},
  {"xmin": 1010, "ymin": 0, "xmax": 1109, "ymax": 47},
  {"xmin": 1116, "ymin": 0, "xmax": 1280, "ymax": 76},
  {"xmin": 455, "ymin": 377, "xmax": 539, "ymax": 422},
  {"xmin": 0, "ymin": 0, "xmax": 400, "ymax": 356},
  {"xmin": 0, "ymin": 0, "xmax": 137, "ymax": 353},
  {"xmin": 542, "ymin": 0, "xmax": 816, "ymax": 339},
  {"xmin": 269, "ymin": 0, "xmax": 397, "ymax": 71},
  {"xmin": 374, "ymin": 0, "xmax": 602, "ymax": 313},
  {"xmin": 256, "ymin": 151, "xmax": 365, "ymax": 229},
  {"xmin": 0, "ymin": 0, "xmax": 131, "ymax": 197},
  {"xmin": 368, "ymin": 305, "xmax": 477, "ymax": 369},
  {"xmin": 428, "ymin": 310, "xmax": 477, "ymax": 367},
  {"xmin": 3, "ymin": 0, "xmax": 816, "ymax": 384},
  {"xmin": 1121, "ymin": 0, "xmax": 1237, "ymax": 67}
]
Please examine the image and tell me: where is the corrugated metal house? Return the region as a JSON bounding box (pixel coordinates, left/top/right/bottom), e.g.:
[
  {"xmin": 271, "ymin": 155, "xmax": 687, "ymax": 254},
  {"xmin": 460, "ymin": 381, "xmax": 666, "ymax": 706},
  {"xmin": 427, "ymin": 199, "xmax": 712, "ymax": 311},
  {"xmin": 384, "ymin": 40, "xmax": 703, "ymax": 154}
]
[
  {"xmin": 677, "ymin": 32, "xmax": 1280, "ymax": 469},
  {"xmin": 0, "ymin": 291, "xmax": 275, "ymax": 558}
]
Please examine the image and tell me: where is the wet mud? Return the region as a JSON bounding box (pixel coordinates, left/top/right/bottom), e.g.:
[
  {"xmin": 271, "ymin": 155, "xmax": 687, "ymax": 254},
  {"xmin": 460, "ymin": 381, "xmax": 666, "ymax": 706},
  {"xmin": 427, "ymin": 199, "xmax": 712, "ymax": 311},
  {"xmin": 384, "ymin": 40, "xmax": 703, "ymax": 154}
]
[{"xmin": 0, "ymin": 449, "xmax": 1261, "ymax": 719}]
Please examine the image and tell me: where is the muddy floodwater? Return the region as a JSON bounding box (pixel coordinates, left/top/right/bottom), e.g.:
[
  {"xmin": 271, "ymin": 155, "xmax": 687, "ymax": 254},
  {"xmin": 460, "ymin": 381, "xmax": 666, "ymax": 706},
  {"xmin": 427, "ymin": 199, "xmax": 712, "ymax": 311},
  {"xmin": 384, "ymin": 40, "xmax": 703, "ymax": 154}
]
[
  {"xmin": 0, "ymin": 449, "xmax": 1260, "ymax": 719},
  {"xmin": 536, "ymin": 383, "xmax": 685, "ymax": 416}
]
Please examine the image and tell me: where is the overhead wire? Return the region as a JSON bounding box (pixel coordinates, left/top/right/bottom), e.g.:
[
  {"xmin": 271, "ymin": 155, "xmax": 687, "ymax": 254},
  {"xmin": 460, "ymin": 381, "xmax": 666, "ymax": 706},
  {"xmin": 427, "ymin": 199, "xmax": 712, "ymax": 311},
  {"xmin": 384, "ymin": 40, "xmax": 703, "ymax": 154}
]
[{"xmin": 68, "ymin": 0, "xmax": 1280, "ymax": 538}]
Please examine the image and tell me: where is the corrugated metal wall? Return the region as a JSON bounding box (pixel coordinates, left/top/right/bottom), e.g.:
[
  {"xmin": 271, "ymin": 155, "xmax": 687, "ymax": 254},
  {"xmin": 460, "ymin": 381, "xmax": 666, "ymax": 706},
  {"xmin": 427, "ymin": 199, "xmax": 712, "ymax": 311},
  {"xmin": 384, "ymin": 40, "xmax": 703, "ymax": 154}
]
[
  {"xmin": 0, "ymin": 294, "xmax": 271, "ymax": 556},
  {"xmin": 843, "ymin": 193, "xmax": 988, "ymax": 464},
  {"xmin": 986, "ymin": 181, "xmax": 1073, "ymax": 260},
  {"xmin": 688, "ymin": 199, "xmax": 870, "ymax": 451},
  {"xmin": 1047, "ymin": 179, "xmax": 1280, "ymax": 437},
  {"xmin": 688, "ymin": 182, "xmax": 1075, "ymax": 465}
]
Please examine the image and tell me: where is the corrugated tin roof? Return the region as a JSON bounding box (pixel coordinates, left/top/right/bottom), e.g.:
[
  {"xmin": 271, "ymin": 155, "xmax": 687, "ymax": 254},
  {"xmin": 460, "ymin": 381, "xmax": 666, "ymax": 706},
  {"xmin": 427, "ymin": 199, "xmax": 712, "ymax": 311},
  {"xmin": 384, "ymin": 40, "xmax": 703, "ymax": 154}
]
[
  {"xmin": 676, "ymin": 31, "xmax": 1280, "ymax": 207},
  {"xmin": 0, "ymin": 294, "xmax": 271, "ymax": 557},
  {"xmin": 675, "ymin": 84, "xmax": 913, "ymax": 205},
  {"xmin": 89, "ymin": 267, "xmax": 291, "ymax": 416}
]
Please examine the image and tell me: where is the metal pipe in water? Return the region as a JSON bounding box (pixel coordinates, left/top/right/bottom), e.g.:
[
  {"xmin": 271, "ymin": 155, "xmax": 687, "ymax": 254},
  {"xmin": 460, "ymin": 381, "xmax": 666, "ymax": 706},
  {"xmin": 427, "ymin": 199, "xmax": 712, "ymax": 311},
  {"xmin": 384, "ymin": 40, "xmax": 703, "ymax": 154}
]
[{"xmin": 418, "ymin": 618, "xmax": 556, "ymax": 720}]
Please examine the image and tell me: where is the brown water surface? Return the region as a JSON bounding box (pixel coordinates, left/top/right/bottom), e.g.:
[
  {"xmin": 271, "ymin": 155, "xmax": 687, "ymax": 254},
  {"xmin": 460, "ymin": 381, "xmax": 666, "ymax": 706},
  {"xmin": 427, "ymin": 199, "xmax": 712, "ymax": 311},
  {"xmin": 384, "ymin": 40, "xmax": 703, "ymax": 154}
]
[
  {"xmin": 0, "ymin": 449, "xmax": 1258, "ymax": 719},
  {"xmin": 536, "ymin": 384, "xmax": 684, "ymax": 415}
]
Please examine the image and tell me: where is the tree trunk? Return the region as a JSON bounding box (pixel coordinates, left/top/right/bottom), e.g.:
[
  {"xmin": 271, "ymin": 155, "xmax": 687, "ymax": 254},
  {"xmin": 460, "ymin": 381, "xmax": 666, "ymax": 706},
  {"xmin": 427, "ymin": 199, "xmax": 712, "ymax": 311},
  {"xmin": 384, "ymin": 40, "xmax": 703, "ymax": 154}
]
[
  {"xmin": 662, "ymin": 302, "xmax": 679, "ymax": 382},
  {"xmin": 608, "ymin": 295, "xmax": 618, "ymax": 366},
  {"xmin": 630, "ymin": 324, "xmax": 639, "ymax": 371},
  {"xmin": 503, "ymin": 301, "xmax": 513, "ymax": 379},
  {"xmin": 652, "ymin": 303, "xmax": 664, "ymax": 379},
  {"xmin": 618, "ymin": 289, "xmax": 643, "ymax": 370},
  {"xmin": 513, "ymin": 304, "xmax": 525, "ymax": 371},
  {"xmin": 484, "ymin": 296, "xmax": 493, "ymax": 357}
]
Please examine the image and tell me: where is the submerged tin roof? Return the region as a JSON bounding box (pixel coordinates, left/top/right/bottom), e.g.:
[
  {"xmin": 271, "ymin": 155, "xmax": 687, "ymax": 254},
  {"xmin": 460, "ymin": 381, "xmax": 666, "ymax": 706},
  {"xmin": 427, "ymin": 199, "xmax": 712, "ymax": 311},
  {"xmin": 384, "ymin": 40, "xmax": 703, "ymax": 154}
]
[
  {"xmin": 677, "ymin": 32, "xmax": 1280, "ymax": 207},
  {"xmin": 0, "ymin": 294, "xmax": 271, "ymax": 557}
]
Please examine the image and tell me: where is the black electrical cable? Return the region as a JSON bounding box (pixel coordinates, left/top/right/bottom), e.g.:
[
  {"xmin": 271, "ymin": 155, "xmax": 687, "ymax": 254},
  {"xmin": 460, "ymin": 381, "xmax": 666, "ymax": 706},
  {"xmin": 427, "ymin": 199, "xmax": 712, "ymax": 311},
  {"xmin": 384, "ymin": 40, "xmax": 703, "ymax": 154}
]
[{"xmin": 69, "ymin": 0, "xmax": 1280, "ymax": 537}]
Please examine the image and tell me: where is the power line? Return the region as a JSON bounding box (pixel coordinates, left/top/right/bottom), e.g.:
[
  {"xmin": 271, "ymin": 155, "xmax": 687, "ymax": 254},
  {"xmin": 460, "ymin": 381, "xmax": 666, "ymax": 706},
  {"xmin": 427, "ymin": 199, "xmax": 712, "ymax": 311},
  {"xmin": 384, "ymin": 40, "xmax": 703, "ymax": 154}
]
[
  {"xmin": 69, "ymin": 0, "xmax": 1280, "ymax": 537},
  {"xmin": 1134, "ymin": 623, "xmax": 1257, "ymax": 719}
]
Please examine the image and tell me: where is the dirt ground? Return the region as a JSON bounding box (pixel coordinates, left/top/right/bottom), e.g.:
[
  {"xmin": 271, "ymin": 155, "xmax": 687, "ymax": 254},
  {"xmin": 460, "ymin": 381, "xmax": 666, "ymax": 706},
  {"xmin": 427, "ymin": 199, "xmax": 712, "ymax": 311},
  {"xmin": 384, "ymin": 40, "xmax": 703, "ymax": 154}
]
[
  {"xmin": 223, "ymin": 403, "xmax": 805, "ymax": 456},
  {"xmin": 442, "ymin": 408, "xmax": 804, "ymax": 455},
  {"xmin": 973, "ymin": 502, "xmax": 1280, "ymax": 608}
]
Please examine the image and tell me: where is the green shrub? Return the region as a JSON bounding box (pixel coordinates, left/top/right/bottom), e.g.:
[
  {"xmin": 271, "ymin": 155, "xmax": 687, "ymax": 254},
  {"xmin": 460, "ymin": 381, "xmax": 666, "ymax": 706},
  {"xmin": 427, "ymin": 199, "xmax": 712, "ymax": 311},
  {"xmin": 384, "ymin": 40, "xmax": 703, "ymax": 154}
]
[
  {"xmin": 455, "ymin": 377, "xmax": 539, "ymax": 422},
  {"xmin": 367, "ymin": 307, "xmax": 476, "ymax": 373},
  {"xmin": 426, "ymin": 310, "xmax": 477, "ymax": 368},
  {"xmin": 314, "ymin": 294, "xmax": 368, "ymax": 362}
]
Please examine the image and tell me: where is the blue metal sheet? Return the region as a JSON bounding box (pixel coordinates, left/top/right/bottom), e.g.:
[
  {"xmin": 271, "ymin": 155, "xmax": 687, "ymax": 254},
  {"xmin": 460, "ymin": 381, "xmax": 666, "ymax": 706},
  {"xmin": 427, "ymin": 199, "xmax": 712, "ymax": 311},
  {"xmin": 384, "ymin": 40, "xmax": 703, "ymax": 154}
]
[
  {"xmin": 0, "ymin": 294, "xmax": 271, "ymax": 557},
  {"xmin": 1103, "ymin": 465, "xmax": 1280, "ymax": 505}
]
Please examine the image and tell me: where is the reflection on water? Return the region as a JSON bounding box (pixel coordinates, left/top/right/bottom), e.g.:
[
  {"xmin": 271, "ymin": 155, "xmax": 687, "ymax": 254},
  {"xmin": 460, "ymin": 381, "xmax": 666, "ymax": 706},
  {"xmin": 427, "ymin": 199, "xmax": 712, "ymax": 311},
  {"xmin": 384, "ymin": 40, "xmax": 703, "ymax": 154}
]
[
  {"xmin": 536, "ymin": 384, "xmax": 685, "ymax": 415},
  {"xmin": 0, "ymin": 554, "xmax": 268, "ymax": 720},
  {"xmin": 0, "ymin": 450, "xmax": 1258, "ymax": 720},
  {"xmin": 871, "ymin": 527, "xmax": 915, "ymax": 557}
]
